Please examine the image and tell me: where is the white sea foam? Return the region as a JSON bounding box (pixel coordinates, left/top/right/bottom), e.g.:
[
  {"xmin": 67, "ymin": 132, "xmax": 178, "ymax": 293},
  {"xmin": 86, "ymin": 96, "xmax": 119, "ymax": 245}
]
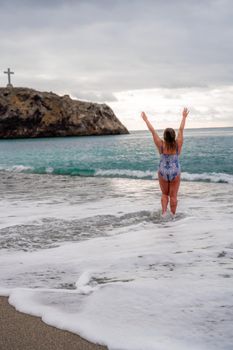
[
  {"xmin": 96, "ymin": 169, "xmax": 233, "ymax": 183},
  {"xmin": 0, "ymin": 176, "xmax": 233, "ymax": 350},
  {"xmin": 1, "ymin": 163, "xmax": 233, "ymax": 183},
  {"xmin": 95, "ymin": 168, "xmax": 156, "ymax": 179},
  {"xmin": 75, "ymin": 271, "xmax": 99, "ymax": 294},
  {"xmin": 182, "ymin": 171, "xmax": 233, "ymax": 184},
  {"xmin": 1, "ymin": 213, "xmax": 233, "ymax": 350},
  {"xmin": 45, "ymin": 166, "xmax": 54, "ymax": 173},
  {"xmin": 7, "ymin": 164, "xmax": 34, "ymax": 172}
]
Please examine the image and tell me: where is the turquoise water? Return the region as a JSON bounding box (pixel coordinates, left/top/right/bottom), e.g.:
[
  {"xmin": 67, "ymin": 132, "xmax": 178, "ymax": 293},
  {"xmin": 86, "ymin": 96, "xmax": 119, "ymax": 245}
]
[{"xmin": 0, "ymin": 127, "xmax": 232, "ymax": 183}]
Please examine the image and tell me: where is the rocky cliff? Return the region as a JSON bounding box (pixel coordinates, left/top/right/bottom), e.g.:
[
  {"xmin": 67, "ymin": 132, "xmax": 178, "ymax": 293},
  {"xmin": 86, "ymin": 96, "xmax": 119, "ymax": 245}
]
[{"xmin": 0, "ymin": 88, "xmax": 129, "ymax": 138}]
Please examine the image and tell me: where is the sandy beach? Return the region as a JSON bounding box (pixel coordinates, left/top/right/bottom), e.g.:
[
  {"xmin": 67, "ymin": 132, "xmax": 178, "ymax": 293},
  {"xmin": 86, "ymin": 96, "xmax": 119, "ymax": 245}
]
[{"xmin": 0, "ymin": 296, "xmax": 108, "ymax": 350}]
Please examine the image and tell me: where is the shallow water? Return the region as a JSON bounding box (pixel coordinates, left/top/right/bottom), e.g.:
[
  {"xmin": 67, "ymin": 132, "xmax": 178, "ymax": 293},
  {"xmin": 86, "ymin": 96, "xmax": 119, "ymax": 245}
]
[{"xmin": 0, "ymin": 171, "xmax": 233, "ymax": 350}]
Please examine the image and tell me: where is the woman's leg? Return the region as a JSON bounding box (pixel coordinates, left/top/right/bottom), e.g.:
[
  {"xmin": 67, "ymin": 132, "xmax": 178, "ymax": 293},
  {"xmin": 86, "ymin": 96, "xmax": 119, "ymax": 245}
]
[
  {"xmin": 158, "ymin": 174, "xmax": 169, "ymax": 214},
  {"xmin": 169, "ymin": 175, "xmax": 181, "ymax": 214}
]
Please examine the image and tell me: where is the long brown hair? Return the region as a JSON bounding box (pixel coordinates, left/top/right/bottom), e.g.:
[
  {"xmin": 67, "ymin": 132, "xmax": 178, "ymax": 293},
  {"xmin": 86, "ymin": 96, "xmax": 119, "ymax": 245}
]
[{"xmin": 163, "ymin": 128, "xmax": 176, "ymax": 151}]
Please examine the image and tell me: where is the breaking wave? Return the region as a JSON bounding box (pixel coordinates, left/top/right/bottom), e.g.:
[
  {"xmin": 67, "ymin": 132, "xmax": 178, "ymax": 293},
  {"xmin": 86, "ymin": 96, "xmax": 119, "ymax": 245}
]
[{"xmin": 0, "ymin": 164, "xmax": 232, "ymax": 184}]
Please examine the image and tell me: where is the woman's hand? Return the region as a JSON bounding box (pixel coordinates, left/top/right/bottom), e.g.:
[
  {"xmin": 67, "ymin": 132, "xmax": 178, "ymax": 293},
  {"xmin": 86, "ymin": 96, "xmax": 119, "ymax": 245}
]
[
  {"xmin": 141, "ymin": 111, "xmax": 148, "ymax": 121},
  {"xmin": 178, "ymin": 107, "xmax": 189, "ymax": 142},
  {"xmin": 182, "ymin": 107, "xmax": 189, "ymax": 118}
]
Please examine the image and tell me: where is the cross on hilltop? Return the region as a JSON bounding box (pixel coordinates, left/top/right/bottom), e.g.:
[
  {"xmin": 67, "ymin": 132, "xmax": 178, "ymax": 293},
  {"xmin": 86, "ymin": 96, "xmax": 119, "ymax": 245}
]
[{"xmin": 4, "ymin": 68, "xmax": 14, "ymax": 88}]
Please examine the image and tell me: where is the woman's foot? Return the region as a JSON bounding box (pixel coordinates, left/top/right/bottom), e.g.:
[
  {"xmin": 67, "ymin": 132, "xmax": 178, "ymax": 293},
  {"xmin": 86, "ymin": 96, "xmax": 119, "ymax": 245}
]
[{"xmin": 170, "ymin": 212, "xmax": 176, "ymax": 220}]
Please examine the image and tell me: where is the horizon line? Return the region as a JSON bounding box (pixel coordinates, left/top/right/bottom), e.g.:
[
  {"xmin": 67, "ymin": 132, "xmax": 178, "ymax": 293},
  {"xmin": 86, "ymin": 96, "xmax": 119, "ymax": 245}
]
[{"xmin": 129, "ymin": 126, "xmax": 233, "ymax": 132}]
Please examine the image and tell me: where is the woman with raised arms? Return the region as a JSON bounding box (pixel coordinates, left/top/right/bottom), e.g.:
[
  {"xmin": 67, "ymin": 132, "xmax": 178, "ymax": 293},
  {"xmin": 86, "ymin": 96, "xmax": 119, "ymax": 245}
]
[{"xmin": 141, "ymin": 108, "xmax": 189, "ymax": 217}]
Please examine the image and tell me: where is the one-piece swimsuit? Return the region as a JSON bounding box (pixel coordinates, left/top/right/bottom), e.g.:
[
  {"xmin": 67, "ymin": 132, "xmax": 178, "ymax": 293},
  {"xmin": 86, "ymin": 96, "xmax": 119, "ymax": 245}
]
[{"xmin": 159, "ymin": 142, "xmax": 181, "ymax": 182}]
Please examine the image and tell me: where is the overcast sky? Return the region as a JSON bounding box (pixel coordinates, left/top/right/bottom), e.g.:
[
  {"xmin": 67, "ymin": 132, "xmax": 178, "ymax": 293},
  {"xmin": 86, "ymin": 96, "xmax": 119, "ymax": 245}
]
[{"xmin": 1, "ymin": 0, "xmax": 233, "ymax": 129}]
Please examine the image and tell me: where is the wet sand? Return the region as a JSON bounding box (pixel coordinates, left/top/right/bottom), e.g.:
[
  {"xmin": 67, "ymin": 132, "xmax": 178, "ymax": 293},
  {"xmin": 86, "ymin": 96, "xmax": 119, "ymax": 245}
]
[{"xmin": 0, "ymin": 296, "xmax": 108, "ymax": 350}]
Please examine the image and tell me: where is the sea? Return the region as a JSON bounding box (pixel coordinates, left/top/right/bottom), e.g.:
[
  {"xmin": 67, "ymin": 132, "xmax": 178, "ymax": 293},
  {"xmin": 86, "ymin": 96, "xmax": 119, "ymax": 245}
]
[{"xmin": 0, "ymin": 127, "xmax": 233, "ymax": 350}]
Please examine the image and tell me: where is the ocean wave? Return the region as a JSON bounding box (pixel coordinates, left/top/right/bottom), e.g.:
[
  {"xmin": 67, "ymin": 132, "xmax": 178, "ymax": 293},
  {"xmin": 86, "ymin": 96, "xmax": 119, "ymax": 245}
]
[
  {"xmin": 0, "ymin": 164, "xmax": 232, "ymax": 183},
  {"xmin": 181, "ymin": 172, "xmax": 233, "ymax": 184},
  {"xmin": 2, "ymin": 165, "xmax": 34, "ymax": 173},
  {"xmin": 95, "ymin": 169, "xmax": 233, "ymax": 183},
  {"xmin": 95, "ymin": 169, "xmax": 155, "ymax": 179}
]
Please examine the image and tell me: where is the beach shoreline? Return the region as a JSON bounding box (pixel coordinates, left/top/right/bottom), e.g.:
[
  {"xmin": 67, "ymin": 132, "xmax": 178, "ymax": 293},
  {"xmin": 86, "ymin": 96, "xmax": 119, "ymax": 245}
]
[{"xmin": 0, "ymin": 296, "xmax": 108, "ymax": 350}]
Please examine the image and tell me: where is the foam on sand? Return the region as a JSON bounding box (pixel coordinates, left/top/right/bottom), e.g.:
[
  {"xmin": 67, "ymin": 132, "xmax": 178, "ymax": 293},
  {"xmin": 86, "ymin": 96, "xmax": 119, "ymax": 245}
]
[{"xmin": 1, "ymin": 211, "xmax": 233, "ymax": 349}]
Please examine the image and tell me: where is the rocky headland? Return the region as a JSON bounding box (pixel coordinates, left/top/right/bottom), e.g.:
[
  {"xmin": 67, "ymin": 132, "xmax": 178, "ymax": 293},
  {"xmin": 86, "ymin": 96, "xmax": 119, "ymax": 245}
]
[{"xmin": 0, "ymin": 87, "xmax": 129, "ymax": 138}]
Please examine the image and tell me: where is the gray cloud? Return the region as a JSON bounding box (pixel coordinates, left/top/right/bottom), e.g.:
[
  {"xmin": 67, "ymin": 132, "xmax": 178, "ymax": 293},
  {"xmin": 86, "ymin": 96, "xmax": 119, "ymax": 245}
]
[
  {"xmin": 1, "ymin": 0, "xmax": 233, "ymax": 101},
  {"xmin": 71, "ymin": 90, "xmax": 117, "ymax": 102}
]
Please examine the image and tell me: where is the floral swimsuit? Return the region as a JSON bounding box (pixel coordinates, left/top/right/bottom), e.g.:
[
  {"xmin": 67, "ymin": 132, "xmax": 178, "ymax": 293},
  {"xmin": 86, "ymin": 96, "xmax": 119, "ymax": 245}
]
[{"xmin": 159, "ymin": 142, "xmax": 181, "ymax": 182}]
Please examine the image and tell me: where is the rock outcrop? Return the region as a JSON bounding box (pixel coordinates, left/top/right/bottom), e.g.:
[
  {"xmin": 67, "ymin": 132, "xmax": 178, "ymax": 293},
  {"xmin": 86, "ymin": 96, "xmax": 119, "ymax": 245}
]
[{"xmin": 0, "ymin": 87, "xmax": 129, "ymax": 138}]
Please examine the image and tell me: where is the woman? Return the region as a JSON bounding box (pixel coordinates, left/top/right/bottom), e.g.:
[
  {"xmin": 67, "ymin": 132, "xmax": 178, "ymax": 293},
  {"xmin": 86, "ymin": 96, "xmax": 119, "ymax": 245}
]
[{"xmin": 141, "ymin": 108, "xmax": 189, "ymax": 217}]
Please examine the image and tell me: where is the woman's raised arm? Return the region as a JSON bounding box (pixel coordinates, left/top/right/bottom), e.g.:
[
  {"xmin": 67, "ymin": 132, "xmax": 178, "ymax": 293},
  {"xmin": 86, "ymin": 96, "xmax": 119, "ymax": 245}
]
[
  {"xmin": 177, "ymin": 107, "xmax": 189, "ymax": 149},
  {"xmin": 141, "ymin": 112, "xmax": 162, "ymax": 150}
]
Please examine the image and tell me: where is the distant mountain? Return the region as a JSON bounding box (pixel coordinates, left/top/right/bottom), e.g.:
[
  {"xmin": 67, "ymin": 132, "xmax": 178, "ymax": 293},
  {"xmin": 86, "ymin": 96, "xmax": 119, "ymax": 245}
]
[{"xmin": 0, "ymin": 87, "xmax": 129, "ymax": 138}]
